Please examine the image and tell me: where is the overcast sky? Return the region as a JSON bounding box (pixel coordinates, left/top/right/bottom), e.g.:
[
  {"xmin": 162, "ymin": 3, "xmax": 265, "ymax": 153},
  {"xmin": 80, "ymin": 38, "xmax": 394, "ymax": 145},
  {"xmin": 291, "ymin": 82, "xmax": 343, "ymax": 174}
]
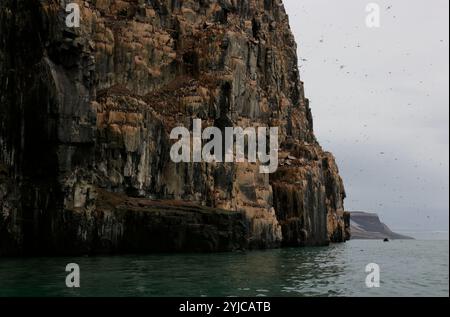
[{"xmin": 283, "ymin": 0, "xmax": 449, "ymax": 235}]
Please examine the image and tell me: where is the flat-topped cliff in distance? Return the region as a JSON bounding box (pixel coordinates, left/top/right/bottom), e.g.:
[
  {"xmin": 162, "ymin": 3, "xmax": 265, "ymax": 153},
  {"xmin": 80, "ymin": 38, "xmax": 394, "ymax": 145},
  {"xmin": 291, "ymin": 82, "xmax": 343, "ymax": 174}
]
[{"xmin": 350, "ymin": 212, "xmax": 414, "ymax": 240}]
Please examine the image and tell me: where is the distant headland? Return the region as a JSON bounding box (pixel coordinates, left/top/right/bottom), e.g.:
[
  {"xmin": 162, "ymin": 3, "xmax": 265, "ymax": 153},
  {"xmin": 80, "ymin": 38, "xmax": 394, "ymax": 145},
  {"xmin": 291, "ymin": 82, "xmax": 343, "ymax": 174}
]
[{"xmin": 349, "ymin": 212, "xmax": 414, "ymax": 240}]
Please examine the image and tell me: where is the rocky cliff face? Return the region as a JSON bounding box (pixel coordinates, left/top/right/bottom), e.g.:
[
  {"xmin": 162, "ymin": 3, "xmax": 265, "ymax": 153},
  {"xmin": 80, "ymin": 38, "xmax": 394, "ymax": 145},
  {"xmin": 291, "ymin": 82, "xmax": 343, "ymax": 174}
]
[{"xmin": 0, "ymin": 0, "xmax": 348, "ymax": 255}]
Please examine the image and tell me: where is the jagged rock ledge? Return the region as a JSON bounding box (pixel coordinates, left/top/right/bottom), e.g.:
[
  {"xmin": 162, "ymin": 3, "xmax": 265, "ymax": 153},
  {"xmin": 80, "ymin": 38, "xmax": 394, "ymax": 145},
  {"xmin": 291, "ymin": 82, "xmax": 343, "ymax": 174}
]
[{"xmin": 46, "ymin": 190, "xmax": 250, "ymax": 256}]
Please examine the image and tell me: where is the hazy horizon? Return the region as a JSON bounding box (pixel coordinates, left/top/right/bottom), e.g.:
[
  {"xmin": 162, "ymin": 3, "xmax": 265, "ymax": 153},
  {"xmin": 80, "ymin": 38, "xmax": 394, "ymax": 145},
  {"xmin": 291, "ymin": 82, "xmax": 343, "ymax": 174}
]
[{"xmin": 284, "ymin": 0, "xmax": 449, "ymax": 235}]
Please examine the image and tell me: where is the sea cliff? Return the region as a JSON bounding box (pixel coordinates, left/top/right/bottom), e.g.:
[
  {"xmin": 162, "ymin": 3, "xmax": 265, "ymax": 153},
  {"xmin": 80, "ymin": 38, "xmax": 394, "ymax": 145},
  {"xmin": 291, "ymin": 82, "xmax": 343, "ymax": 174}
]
[{"xmin": 0, "ymin": 0, "xmax": 348, "ymax": 255}]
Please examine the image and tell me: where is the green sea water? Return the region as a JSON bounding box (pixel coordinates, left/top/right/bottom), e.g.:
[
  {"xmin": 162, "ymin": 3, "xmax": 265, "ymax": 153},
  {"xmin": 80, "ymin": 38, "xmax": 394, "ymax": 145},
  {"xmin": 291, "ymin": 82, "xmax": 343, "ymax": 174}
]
[{"xmin": 0, "ymin": 240, "xmax": 448, "ymax": 297}]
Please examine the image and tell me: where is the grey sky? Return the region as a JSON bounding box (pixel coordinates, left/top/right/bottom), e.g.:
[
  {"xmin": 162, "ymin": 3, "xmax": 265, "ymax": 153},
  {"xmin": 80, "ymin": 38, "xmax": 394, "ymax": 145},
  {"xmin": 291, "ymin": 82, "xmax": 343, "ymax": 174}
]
[{"xmin": 283, "ymin": 0, "xmax": 449, "ymax": 234}]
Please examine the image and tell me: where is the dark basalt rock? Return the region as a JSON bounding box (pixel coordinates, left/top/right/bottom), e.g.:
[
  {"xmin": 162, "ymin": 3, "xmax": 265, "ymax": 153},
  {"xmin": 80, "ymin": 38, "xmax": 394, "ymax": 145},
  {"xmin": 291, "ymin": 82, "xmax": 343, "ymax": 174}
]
[
  {"xmin": 55, "ymin": 190, "xmax": 249, "ymax": 255},
  {"xmin": 0, "ymin": 0, "xmax": 348, "ymax": 255}
]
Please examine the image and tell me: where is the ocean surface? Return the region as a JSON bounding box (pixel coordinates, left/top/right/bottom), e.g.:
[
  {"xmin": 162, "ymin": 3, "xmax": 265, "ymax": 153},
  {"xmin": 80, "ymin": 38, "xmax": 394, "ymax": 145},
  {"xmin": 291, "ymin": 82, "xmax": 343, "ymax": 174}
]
[{"xmin": 0, "ymin": 240, "xmax": 448, "ymax": 297}]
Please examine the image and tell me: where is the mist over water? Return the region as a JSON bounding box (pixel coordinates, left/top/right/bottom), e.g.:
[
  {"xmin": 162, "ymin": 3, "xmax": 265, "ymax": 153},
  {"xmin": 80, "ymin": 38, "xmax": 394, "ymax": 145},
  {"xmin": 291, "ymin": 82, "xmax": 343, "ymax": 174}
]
[{"xmin": 398, "ymin": 231, "xmax": 449, "ymax": 241}]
